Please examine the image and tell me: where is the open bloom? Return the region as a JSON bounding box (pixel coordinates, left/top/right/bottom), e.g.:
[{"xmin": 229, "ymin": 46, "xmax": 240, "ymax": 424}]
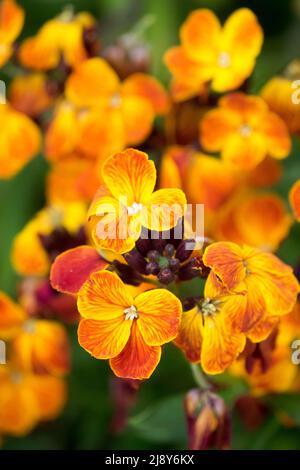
[
  {"xmin": 0, "ymin": 291, "xmax": 70, "ymax": 376},
  {"xmin": 203, "ymin": 242, "xmax": 299, "ymax": 342},
  {"xmin": 0, "ymin": 0, "xmax": 24, "ymax": 67},
  {"xmin": 164, "ymin": 8, "xmax": 263, "ymax": 99},
  {"xmin": 289, "ymin": 179, "xmax": 300, "ymax": 221},
  {"xmin": 0, "ymin": 104, "xmax": 41, "ymax": 178},
  {"xmin": 88, "ymin": 148, "xmax": 186, "ymax": 253},
  {"xmin": 0, "ymin": 363, "xmax": 66, "ymax": 436},
  {"xmin": 77, "ymin": 270, "xmax": 182, "ymax": 379},
  {"xmin": 18, "ymin": 7, "xmax": 95, "ymax": 70},
  {"xmin": 200, "ymin": 93, "xmax": 291, "ymax": 170}
]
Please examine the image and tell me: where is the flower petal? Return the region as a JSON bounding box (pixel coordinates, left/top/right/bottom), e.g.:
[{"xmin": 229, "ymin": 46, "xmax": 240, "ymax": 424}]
[
  {"xmin": 164, "ymin": 46, "xmax": 211, "ymax": 89},
  {"xmin": 200, "ymin": 108, "xmax": 240, "ymax": 152},
  {"xmin": 78, "ymin": 317, "xmax": 132, "ymax": 359},
  {"xmin": 110, "ymin": 322, "xmax": 161, "ymax": 379},
  {"xmin": 223, "ymin": 132, "xmax": 267, "ymax": 170},
  {"xmin": 174, "ymin": 307, "xmax": 203, "ymax": 362},
  {"xmin": 0, "ymin": 0, "xmax": 24, "ymax": 44},
  {"xmin": 50, "ymin": 246, "xmax": 108, "ymax": 295},
  {"xmin": 260, "ymin": 112, "xmax": 291, "ymax": 159},
  {"xmin": 121, "ymin": 95, "xmax": 154, "ymax": 145},
  {"xmin": 122, "ymin": 73, "xmax": 170, "ymax": 114},
  {"xmin": 135, "ymin": 289, "xmax": 182, "ymax": 346},
  {"xmin": 102, "ymin": 148, "xmax": 156, "ymax": 204},
  {"xmin": 77, "ymin": 270, "xmax": 134, "ymax": 320},
  {"xmin": 29, "ymin": 374, "xmax": 67, "ymax": 421},
  {"xmin": 246, "ymin": 315, "xmax": 279, "ymax": 343},
  {"xmin": 0, "ymin": 292, "xmax": 25, "ymax": 340},
  {"xmin": 142, "ymin": 188, "xmax": 186, "ymax": 231},
  {"xmin": 289, "ymin": 179, "xmax": 300, "ymax": 221}
]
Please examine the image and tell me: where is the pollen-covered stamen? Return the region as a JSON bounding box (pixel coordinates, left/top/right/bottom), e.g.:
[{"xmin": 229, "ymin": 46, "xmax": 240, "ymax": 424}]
[
  {"xmin": 23, "ymin": 319, "xmax": 36, "ymax": 334},
  {"xmin": 110, "ymin": 93, "xmax": 122, "ymax": 108},
  {"xmin": 201, "ymin": 298, "xmax": 221, "ymax": 317},
  {"xmin": 127, "ymin": 202, "xmax": 143, "ymax": 216},
  {"xmin": 217, "ymin": 51, "xmax": 231, "ymax": 68},
  {"xmin": 124, "ymin": 305, "xmax": 139, "ymax": 321},
  {"xmin": 239, "ymin": 124, "xmax": 252, "ymax": 138}
]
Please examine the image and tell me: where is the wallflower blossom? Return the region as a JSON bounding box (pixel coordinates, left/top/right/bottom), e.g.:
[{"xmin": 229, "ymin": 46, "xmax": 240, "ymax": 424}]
[
  {"xmin": 203, "ymin": 242, "xmax": 299, "ymax": 341},
  {"xmin": 77, "ymin": 270, "xmax": 182, "ymax": 379},
  {"xmin": 164, "ymin": 8, "xmax": 263, "ymax": 99},
  {"xmin": 0, "ymin": 0, "xmax": 24, "ymax": 67},
  {"xmin": 0, "ymin": 363, "xmax": 66, "ymax": 436},
  {"xmin": 88, "ymin": 148, "xmax": 186, "ymax": 253},
  {"xmin": 18, "ymin": 8, "xmax": 95, "ymax": 70},
  {"xmin": 200, "ymin": 93, "xmax": 291, "ymax": 170},
  {"xmin": 289, "ymin": 179, "xmax": 300, "ymax": 221},
  {"xmin": 12, "ymin": 202, "xmax": 87, "ymax": 277},
  {"xmin": 0, "ymin": 104, "xmax": 41, "ymax": 179},
  {"xmin": 0, "ymin": 291, "xmax": 70, "ymax": 376},
  {"xmin": 212, "ymin": 191, "xmax": 292, "ymax": 252}
]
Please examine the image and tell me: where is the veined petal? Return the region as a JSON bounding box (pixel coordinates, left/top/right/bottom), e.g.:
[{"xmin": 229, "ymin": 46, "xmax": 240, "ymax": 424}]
[
  {"xmin": 180, "ymin": 9, "xmax": 221, "ymax": 63},
  {"xmin": 174, "ymin": 307, "xmax": 203, "ymax": 362},
  {"xmin": 110, "ymin": 322, "xmax": 161, "ymax": 379},
  {"xmin": 66, "ymin": 57, "xmax": 120, "ymax": 107},
  {"xmin": 102, "ymin": 148, "xmax": 156, "ymax": 205},
  {"xmin": 203, "ymin": 242, "xmax": 246, "ymax": 290},
  {"xmin": 78, "ymin": 317, "xmax": 132, "ymax": 359},
  {"xmin": 201, "ymin": 314, "xmax": 246, "ymax": 374},
  {"xmin": 142, "ymin": 188, "xmax": 186, "ymax": 231},
  {"xmin": 200, "ymin": 108, "xmax": 240, "ymax": 152},
  {"xmin": 122, "ymin": 73, "xmax": 170, "ymax": 114},
  {"xmin": 77, "ymin": 271, "xmax": 134, "ymax": 320},
  {"xmin": 50, "ymin": 246, "xmax": 108, "ymax": 295},
  {"xmin": 121, "ymin": 95, "xmax": 154, "ymax": 145},
  {"xmin": 246, "ymin": 315, "xmax": 279, "ymax": 343},
  {"xmin": 289, "ymin": 179, "xmax": 300, "ymax": 221},
  {"xmin": 135, "ymin": 289, "xmax": 182, "ymax": 346}
]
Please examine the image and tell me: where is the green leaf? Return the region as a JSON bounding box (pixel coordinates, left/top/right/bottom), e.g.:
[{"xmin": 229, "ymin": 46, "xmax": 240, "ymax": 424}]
[{"xmin": 267, "ymin": 394, "xmax": 300, "ymax": 427}]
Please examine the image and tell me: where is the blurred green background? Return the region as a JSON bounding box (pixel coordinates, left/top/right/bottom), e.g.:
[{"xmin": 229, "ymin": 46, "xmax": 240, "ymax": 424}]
[{"xmin": 1, "ymin": 0, "xmax": 300, "ymax": 450}]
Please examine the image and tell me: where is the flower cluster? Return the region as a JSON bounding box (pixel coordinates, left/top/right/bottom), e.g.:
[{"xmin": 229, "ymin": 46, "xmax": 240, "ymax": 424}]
[{"xmin": 0, "ymin": 1, "xmax": 300, "ymax": 449}]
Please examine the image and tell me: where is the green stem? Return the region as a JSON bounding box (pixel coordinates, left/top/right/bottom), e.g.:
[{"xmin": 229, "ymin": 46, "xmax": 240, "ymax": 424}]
[{"xmin": 190, "ymin": 363, "xmax": 210, "ymax": 390}]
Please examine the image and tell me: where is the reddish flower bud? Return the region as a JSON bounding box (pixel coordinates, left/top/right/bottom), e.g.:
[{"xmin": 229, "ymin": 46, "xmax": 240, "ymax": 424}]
[{"xmin": 158, "ymin": 267, "xmax": 175, "ymax": 285}]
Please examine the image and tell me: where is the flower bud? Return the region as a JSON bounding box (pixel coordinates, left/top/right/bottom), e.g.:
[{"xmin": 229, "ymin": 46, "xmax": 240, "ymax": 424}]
[
  {"xmin": 123, "ymin": 249, "xmax": 147, "ymax": 274},
  {"xmin": 158, "ymin": 267, "xmax": 175, "ymax": 285},
  {"xmin": 163, "ymin": 243, "xmax": 175, "ymax": 258},
  {"xmin": 176, "ymin": 239, "xmax": 195, "ymax": 262},
  {"xmin": 169, "ymin": 257, "xmax": 180, "ymax": 272},
  {"xmin": 147, "ymin": 249, "xmax": 160, "ymax": 262},
  {"xmin": 145, "ymin": 261, "xmax": 159, "ymax": 275}
]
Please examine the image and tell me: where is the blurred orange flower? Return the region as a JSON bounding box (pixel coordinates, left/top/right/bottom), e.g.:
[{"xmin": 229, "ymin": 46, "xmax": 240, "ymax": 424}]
[
  {"xmin": 9, "ymin": 73, "xmax": 53, "ymax": 118},
  {"xmin": 200, "ymin": 93, "xmax": 291, "ymax": 170},
  {"xmin": 164, "ymin": 8, "xmax": 263, "ymax": 99},
  {"xmin": 0, "ymin": 0, "xmax": 24, "ymax": 67},
  {"xmin": 88, "ymin": 148, "xmax": 186, "ymax": 254},
  {"xmin": 0, "ymin": 104, "xmax": 41, "ymax": 178},
  {"xmin": 0, "ymin": 363, "xmax": 66, "ymax": 436},
  {"xmin": 289, "ymin": 179, "xmax": 300, "ymax": 221},
  {"xmin": 18, "ymin": 8, "xmax": 95, "ymax": 70},
  {"xmin": 77, "ymin": 270, "xmax": 182, "ymax": 379}
]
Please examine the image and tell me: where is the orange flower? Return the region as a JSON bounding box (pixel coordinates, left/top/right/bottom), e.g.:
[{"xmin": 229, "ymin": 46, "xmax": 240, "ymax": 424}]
[
  {"xmin": 0, "ymin": 0, "xmax": 24, "ymax": 67},
  {"xmin": 212, "ymin": 191, "xmax": 292, "ymax": 252},
  {"xmin": 77, "ymin": 270, "xmax": 182, "ymax": 379},
  {"xmin": 18, "ymin": 8, "xmax": 95, "ymax": 70},
  {"xmin": 261, "ymin": 76, "xmax": 300, "ymax": 135},
  {"xmin": 88, "ymin": 148, "xmax": 186, "ymax": 254},
  {"xmin": 0, "ymin": 363, "xmax": 66, "ymax": 436},
  {"xmin": 289, "ymin": 179, "xmax": 300, "ymax": 221},
  {"xmin": 164, "ymin": 8, "xmax": 263, "ymax": 99},
  {"xmin": 11, "ymin": 203, "xmax": 87, "ymax": 277},
  {"xmin": 0, "ymin": 104, "xmax": 41, "ymax": 179},
  {"xmin": 200, "ymin": 93, "xmax": 291, "ymax": 170},
  {"xmin": 0, "ymin": 291, "xmax": 70, "ymax": 376},
  {"xmin": 175, "ymin": 281, "xmax": 246, "ymax": 374},
  {"xmin": 9, "ymin": 73, "xmax": 53, "ymax": 118},
  {"xmin": 203, "ymin": 242, "xmax": 299, "ymax": 341}
]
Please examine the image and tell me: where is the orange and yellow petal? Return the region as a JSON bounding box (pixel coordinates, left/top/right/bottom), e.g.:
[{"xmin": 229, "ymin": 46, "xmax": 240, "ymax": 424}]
[
  {"xmin": 29, "ymin": 374, "xmax": 67, "ymax": 421},
  {"xmin": 66, "ymin": 57, "xmax": 120, "ymax": 108},
  {"xmin": 260, "ymin": 112, "xmax": 291, "ymax": 159},
  {"xmin": 200, "ymin": 108, "xmax": 240, "ymax": 153},
  {"xmin": 246, "ymin": 315, "xmax": 279, "ymax": 343},
  {"xmin": 203, "ymin": 242, "xmax": 245, "ymax": 291},
  {"xmin": 50, "ymin": 246, "xmax": 108, "ymax": 295},
  {"xmin": 0, "ymin": 291, "xmax": 25, "ymax": 340},
  {"xmin": 174, "ymin": 307, "xmax": 203, "ymax": 362},
  {"xmin": 164, "ymin": 46, "xmax": 211, "ymax": 89},
  {"xmin": 135, "ymin": 289, "xmax": 181, "ymax": 346},
  {"xmin": 0, "ymin": 0, "xmax": 24, "ymax": 45},
  {"xmin": 122, "ymin": 73, "xmax": 170, "ymax": 115},
  {"xmin": 121, "ymin": 95, "xmax": 154, "ymax": 145},
  {"xmin": 222, "ymin": 132, "xmax": 267, "ymax": 170},
  {"xmin": 45, "ymin": 103, "xmax": 79, "ymax": 161},
  {"xmin": 78, "ymin": 317, "xmax": 132, "ymax": 359},
  {"xmin": 110, "ymin": 321, "xmax": 161, "ymax": 379},
  {"xmin": 143, "ymin": 188, "xmax": 186, "ymax": 232},
  {"xmin": 180, "ymin": 9, "xmax": 221, "ymax": 63},
  {"xmin": 9, "ymin": 73, "xmax": 52, "ymax": 118},
  {"xmin": 289, "ymin": 179, "xmax": 300, "ymax": 221},
  {"xmin": 18, "ymin": 35, "xmax": 59, "ymax": 70},
  {"xmin": 77, "ymin": 270, "xmax": 134, "ymax": 320}
]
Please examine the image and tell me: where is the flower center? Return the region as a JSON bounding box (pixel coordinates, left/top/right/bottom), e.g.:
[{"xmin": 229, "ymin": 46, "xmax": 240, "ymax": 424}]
[
  {"xmin": 217, "ymin": 51, "xmax": 231, "ymax": 68},
  {"xmin": 201, "ymin": 298, "xmax": 221, "ymax": 317},
  {"xmin": 127, "ymin": 202, "xmax": 143, "ymax": 216},
  {"xmin": 124, "ymin": 305, "xmax": 139, "ymax": 320},
  {"xmin": 110, "ymin": 93, "xmax": 122, "ymax": 108},
  {"xmin": 239, "ymin": 124, "xmax": 252, "ymax": 138},
  {"xmin": 23, "ymin": 319, "xmax": 36, "ymax": 334}
]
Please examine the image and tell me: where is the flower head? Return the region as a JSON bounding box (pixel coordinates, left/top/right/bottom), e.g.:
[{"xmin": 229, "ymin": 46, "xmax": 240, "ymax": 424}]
[
  {"xmin": 77, "ymin": 270, "xmax": 182, "ymax": 379},
  {"xmin": 0, "ymin": 0, "xmax": 24, "ymax": 67}
]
